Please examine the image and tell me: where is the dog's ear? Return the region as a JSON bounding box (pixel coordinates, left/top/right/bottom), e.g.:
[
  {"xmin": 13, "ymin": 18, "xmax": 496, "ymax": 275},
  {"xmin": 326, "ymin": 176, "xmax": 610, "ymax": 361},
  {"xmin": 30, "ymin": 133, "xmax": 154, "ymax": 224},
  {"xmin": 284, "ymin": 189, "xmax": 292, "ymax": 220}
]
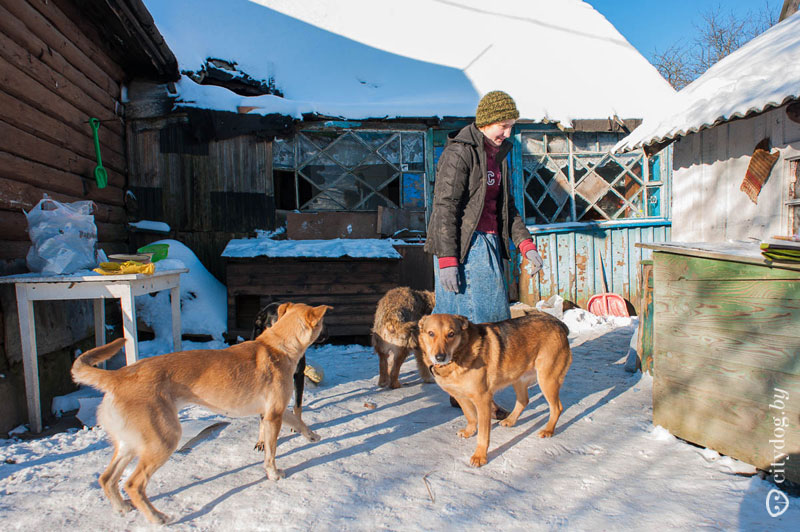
[
  {"xmin": 311, "ymin": 305, "xmax": 332, "ymax": 323},
  {"xmin": 417, "ymin": 315, "xmax": 428, "ymax": 331},
  {"xmin": 277, "ymin": 302, "xmax": 291, "ymax": 320},
  {"xmin": 454, "ymin": 315, "xmax": 470, "ymax": 330}
]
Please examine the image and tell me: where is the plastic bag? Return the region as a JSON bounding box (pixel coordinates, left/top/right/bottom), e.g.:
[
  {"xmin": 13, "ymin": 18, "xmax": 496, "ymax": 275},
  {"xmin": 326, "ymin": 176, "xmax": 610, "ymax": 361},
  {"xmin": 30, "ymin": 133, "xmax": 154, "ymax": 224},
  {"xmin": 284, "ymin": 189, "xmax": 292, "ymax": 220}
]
[
  {"xmin": 535, "ymin": 294, "xmax": 565, "ymax": 320},
  {"xmin": 25, "ymin": 196, "xmax": 98, "ymax": 275}
]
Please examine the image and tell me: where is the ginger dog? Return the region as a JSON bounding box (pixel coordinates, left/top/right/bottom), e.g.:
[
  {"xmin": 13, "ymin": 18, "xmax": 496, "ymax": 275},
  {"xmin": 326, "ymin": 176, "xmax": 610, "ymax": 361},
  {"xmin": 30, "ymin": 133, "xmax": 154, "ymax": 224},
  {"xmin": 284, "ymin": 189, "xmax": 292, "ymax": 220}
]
[
  {"xmin": 372, "ymin": 287, "xmax": 436, "ymax": 388},
  {"xmin": 418, "ymin": 312, "xmax": 572, "ymax": 467},
  {"xmin": 71, "ymin": 303, "xmax": 331, "ymax": 524}
]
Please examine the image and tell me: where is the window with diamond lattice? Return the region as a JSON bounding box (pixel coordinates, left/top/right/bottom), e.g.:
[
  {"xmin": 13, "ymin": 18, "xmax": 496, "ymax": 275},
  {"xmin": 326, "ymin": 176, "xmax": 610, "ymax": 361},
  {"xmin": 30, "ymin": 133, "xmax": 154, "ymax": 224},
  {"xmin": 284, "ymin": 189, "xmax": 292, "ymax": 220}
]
[
  {"xmin": 272, "ymin": 130, "xmax": 425, "ymax": 211},
  {"xmin": 522, "ymin": 131, "xmax": 659, "ymax": 223}
]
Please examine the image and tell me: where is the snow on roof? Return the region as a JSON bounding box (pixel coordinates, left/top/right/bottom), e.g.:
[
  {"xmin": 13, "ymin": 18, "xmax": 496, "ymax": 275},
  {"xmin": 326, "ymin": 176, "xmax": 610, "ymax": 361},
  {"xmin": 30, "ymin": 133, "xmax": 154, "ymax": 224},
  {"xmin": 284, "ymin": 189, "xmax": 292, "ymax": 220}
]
[
  {"xmin": 617, "ymin": 12, "xmax": 800, "ymax": 151},
  {"xmin": 222, "ymin": 238, "xmax": 403, "ymax": 259},
  {"xmin": 143, "ymin": 0, "xmax": 674, "ymax": 126}
]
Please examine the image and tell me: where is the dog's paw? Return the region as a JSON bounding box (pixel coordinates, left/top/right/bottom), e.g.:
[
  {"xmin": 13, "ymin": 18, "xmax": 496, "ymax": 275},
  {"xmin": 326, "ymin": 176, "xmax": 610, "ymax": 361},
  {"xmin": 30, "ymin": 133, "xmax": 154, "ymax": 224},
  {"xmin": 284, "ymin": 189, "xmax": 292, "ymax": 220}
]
[
  {"xmin": 538, "ymin": 429, "xmax": 554, "ymax": 438},
  {"xmin": 469, "ymin": 453, "xmax": 487, "ymax": 467},
  {"xmin": 377, "ymin": 377, "xmax": 388, "ymax": 387},
  {"xmin": 389, "ymin": 381, "xmax": 403, "ymax": 389},
  {"xmin": 147, "ymin": 510, "xmax": 172, "ymax": 525},
  {"xmin": 266, "ymin": 467, "xmax": 285, "ymax": 481},
  {"xmin": 457, "ymin": 427, "xmax": 476, "ymax": 439},
  {"xmin": 499, "ymin": 417, "xmax": 517, "ymax": 428},
  {"xmin": 113, "ymin": 500, "xmax": 135, "ymax": 515},
  {"xmin": 254, "ymin": 441, "xmax": 265, "ymax": 452}
]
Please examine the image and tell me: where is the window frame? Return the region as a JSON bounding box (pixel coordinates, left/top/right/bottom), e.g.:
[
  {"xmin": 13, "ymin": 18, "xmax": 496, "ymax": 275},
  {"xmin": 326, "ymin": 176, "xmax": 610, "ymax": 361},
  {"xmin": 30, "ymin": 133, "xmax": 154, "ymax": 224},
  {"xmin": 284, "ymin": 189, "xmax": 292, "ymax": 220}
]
[
  {"xmin": 516, "ymin": 127, "xmax": 668, "ymax": 224},
  {"xmin": 272, "ymin": 128, "xmax": 426, "ymax": 212}
]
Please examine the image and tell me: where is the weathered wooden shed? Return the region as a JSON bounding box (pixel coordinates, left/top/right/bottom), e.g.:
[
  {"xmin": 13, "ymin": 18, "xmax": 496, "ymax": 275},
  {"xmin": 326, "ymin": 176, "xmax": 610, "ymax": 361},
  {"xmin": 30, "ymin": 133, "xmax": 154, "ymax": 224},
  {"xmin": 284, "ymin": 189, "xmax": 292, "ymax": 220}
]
[
  {"xmin": 139, "ymin": 0, "xmax": 677, "ymax": 327},
  {"xmin": 617, "ymin": 8, "xmax": 800, "ymax": 481},
  {"xmin": 0, "ymin": 0, "xmax": 179, "ymax": 433}
]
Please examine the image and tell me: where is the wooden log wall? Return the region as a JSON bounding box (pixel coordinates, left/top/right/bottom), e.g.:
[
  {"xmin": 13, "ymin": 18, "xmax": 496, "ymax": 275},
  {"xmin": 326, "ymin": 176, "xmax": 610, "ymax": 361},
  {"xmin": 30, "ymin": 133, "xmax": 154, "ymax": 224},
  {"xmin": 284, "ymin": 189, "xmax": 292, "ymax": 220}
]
[{"xmin": 0, "ymin": 0, "xmax": 129, "ymax": 274}]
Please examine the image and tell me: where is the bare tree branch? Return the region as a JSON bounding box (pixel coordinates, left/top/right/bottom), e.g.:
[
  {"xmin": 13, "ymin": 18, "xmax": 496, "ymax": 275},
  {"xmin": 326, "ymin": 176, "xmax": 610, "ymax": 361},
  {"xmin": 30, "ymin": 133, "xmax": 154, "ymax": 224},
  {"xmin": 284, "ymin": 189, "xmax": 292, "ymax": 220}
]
[{"xmin": 650, "ymin": 1, "xmax": 780, "ymax": 90}]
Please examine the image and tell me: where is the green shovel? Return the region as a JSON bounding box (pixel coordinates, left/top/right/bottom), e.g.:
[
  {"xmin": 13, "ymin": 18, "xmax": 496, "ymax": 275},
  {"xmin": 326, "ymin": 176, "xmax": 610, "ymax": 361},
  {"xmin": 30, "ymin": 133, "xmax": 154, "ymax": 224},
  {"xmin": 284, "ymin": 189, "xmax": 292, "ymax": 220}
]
[{"xmin": 89, "ymin": 117, "xmax": 108, "ymax": 189}]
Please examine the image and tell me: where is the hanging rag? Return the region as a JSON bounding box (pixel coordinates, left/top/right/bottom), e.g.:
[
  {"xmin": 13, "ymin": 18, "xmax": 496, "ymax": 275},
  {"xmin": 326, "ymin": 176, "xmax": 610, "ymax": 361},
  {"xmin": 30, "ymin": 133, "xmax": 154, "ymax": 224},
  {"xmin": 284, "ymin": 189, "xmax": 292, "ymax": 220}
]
[{"xmin": 740, "ymin": 138, "xmax": 779, "ymax": 204}]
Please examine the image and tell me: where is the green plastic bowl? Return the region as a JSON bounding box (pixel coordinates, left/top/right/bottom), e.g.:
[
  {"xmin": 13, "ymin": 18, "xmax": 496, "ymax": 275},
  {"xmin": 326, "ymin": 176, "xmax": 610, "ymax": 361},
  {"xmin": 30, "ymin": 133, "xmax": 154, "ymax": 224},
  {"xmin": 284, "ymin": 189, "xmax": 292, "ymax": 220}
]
[{"xmin": 137, "ymin": 243, "xmax": 169, "ymax": 262}]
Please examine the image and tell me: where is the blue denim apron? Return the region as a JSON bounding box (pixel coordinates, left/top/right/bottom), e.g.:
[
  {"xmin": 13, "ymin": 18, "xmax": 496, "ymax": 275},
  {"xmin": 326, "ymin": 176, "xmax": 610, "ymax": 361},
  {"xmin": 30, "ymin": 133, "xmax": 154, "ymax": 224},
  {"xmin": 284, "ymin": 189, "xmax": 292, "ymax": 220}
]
[{"xmin": 433, "ymin": 231, "xmax": 510, "ymax": 324}]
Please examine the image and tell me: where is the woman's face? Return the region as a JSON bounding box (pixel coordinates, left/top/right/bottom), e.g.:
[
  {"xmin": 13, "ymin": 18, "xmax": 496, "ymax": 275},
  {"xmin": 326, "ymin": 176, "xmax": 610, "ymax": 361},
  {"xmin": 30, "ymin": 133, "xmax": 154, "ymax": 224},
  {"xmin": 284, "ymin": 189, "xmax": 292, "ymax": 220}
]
[{"xmin": 479, "ymin": 119, "xmax": 516, "ymax": 146}]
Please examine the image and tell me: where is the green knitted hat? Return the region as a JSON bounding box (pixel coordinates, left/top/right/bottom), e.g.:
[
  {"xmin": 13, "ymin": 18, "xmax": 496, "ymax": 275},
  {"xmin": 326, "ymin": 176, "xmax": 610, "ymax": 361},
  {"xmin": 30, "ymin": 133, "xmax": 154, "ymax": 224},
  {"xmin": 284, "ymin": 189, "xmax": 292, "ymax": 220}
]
[{"xmin": 475, "ymin": 90, "xmax": 520, "ymax": 128}]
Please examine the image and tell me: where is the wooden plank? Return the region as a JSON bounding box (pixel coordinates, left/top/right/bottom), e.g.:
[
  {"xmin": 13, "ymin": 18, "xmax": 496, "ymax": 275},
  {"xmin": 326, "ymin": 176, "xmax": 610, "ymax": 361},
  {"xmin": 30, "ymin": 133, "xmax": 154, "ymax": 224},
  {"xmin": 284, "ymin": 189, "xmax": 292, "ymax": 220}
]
[
  {"xmin": 229, "ymin": 282, "xmax": 398, "ymax": 298},
  {"xmin": 656, "ymin": 349, "xmax": 800, "ymax": 405},
  {"xmin": 0, "ymin": 210, "xmax": 31, "ymax": 240},
  {"xmin": 0, "ymin": 43, "xmax": 125, "ymax": 154},
  {"xmin": 0, "ymin": 240, "xmax": 31, "ymax": 259},
  {"xmin": 0, "ymin": 87, "xmax": 126, "ymax": 174},
  {"xmin": 653, "ymin": 252, "xmax": 800, "ymax": 282},
  {"xmin": 227, "ymin": 258, "xmax": 400, "ymax": 276},
  {"xmin": 574, "ymin": 232, "xmax": 592, "ymax": 308},
  {"xmin": 654, "ymin": 376, "xmax": 800, "ymax": 481},
  {"xmin": 0, "ymin": 150, "xmax": 124, "ymax": 207},
  {"xmin": 0, "ymin": 120, "xmax": 125, "ymax": 190},
  {"xmin": 0, "ymin": 176, "xmax": 125, "ymax": 224},
  {"xmin": 0, "ymin": 18, "xmax": 124, "ymax": 141},
  {"xmin": 537, "ymin": 235, "xmax": 554, "ymax": 302},
  {"xmin": 655, "ymin": 287, "xmax": 800, "ymax": 337},
  {"xmin": 227, "ymin": 270, "xmax": 398, "ymax": 288},
  {"xmin": 610, "ymin": 226, "xmax": 628, "ymax": 299},
  {"xmin": 556, "ymin": 232, "xmax": 571, "ymax": 299},
  {"xmin": 660, "ymin": 278, "xmax": 800, "ymax": 300},
  {"xmin": 287, "ymin": 212, "xmax": 379, "ymax": 240},
  {"xmin": 2, "ymin": 0, "xmax": 123, "ymax": 100},
  {"xmin": 395, "ymin": 244, "xmax": 433, "ymax": 291},
  {"xmin": 655, "ymin": 325, "xmax": 800, "ymax": 375},
  {"xmin": 1, "ymin": 208, "xmax": 125, "ymax": 244}
]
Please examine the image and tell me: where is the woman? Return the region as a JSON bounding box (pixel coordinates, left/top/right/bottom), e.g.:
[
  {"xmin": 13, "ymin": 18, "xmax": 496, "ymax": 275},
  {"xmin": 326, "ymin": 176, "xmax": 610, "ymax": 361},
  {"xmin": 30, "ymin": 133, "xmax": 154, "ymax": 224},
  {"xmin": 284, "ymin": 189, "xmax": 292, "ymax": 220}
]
[
  {"xmin": 425, "ymin": 90, "xmax": 544, "ymax": 418},
  {"xmin": 425, "ymin": 90, "xmax": 543, "ymax": 323}
]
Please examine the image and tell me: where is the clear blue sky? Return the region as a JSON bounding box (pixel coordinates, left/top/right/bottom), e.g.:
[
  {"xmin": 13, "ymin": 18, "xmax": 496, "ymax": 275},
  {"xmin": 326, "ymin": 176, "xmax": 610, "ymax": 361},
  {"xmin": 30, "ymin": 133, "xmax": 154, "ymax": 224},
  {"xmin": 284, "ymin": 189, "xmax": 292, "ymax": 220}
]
[{"xmin": 586, "ymin": 0, "xmax": 782, "ymax": 60}]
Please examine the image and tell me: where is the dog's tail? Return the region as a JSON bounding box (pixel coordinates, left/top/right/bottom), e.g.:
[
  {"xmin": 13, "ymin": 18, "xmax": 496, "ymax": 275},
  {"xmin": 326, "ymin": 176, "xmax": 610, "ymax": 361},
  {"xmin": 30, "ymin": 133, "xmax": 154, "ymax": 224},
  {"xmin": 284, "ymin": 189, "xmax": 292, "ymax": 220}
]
[{"xmin": 71, "ymin": 337, "xmax": 126, "ymax": 391}]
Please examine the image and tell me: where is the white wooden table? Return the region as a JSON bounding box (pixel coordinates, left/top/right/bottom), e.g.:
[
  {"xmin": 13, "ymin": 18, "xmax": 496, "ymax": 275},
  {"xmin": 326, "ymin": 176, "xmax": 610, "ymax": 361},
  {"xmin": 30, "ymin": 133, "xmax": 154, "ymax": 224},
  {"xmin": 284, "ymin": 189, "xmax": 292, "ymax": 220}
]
[{"xmin": 0, "ymin": 269, "xmax": 187, "ymax": 433}]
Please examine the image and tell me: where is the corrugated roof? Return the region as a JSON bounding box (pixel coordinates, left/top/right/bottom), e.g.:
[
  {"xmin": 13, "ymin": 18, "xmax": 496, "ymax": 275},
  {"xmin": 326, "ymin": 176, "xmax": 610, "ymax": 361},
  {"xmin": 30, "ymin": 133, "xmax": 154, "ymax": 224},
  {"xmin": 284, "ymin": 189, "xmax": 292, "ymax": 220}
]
[{"xmin": 616, "ymin": 11, "xmax": 800, "ymax": 151}]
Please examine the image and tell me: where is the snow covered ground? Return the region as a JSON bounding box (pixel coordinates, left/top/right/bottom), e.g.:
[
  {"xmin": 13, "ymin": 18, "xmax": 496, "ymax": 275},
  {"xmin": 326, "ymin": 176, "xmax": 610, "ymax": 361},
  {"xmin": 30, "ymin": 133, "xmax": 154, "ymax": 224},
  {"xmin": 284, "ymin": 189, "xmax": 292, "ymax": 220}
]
[{"xmin": 1, "ymin": 313, "xmax": 797, "ymax": 530}]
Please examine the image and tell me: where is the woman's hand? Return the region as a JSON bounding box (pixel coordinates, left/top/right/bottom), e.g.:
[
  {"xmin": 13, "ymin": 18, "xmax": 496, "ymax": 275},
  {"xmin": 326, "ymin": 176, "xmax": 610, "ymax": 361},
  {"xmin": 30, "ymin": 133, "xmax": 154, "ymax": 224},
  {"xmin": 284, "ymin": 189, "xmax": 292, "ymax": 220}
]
[
  {"xmin": 439, "ymin": 266, "xmax": 460, "ymax": 292},
  {"xmin": 525, "ymin": 249, "xmax": 543, "ymax": 276}
]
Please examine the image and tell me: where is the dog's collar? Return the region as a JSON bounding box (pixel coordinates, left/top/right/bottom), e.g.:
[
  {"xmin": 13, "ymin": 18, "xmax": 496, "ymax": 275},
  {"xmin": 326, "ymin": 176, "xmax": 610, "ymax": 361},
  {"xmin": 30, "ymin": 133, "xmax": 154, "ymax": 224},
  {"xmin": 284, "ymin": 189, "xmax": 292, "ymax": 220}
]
[{"xmin": 428, "ymin": 362, "xmax": 452, "ymax": 376}]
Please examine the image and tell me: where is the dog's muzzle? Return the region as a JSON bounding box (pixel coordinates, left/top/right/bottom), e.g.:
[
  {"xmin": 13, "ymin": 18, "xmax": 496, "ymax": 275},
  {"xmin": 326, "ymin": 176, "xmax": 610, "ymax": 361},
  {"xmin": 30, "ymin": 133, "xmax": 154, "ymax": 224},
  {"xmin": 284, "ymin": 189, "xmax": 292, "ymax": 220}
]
[{"xmin": 434, "ymin": 353, "xmax": 448, "ymax": 364}]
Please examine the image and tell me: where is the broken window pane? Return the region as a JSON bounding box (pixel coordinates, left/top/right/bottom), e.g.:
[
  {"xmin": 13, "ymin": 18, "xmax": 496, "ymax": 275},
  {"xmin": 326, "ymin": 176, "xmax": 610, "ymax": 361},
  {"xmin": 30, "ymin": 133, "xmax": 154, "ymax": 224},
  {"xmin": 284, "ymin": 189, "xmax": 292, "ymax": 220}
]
[
  {"xmin": 329, "ymin": 132, "xmax": 372, "ymax": 168},
  {"xmin": 547, "ymin": 135, "xmax": 569, "ymax": 153},
  {"xmin": 523, "ymin": 132, "xmax": 545, "ymax": 155},
  {"xmin": 401, "ymin": 133, "xmax": 425, "ymax": 172},
  {"xmin": 572, "ymin": 132, "xmax": 597, "ymax": 152},
  {"xmin": 273, "ymin": 138, "xmax": 294, "ymax": 168}
]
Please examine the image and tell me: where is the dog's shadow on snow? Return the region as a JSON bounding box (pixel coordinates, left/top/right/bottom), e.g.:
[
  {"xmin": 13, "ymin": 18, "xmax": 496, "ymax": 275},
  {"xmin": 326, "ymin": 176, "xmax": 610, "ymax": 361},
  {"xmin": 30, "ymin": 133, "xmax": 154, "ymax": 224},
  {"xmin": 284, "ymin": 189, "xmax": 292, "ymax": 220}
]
[
  {"xmin": 161, "ymin": 379, "xmax": 458, "ymax": 525},
  {"xmin": 162, "ymin": 328, "xmax": 636, "ymax": 523},
  {"xmin": 488, "ymin": 326, "xmax": 638, "ymax": 461}
]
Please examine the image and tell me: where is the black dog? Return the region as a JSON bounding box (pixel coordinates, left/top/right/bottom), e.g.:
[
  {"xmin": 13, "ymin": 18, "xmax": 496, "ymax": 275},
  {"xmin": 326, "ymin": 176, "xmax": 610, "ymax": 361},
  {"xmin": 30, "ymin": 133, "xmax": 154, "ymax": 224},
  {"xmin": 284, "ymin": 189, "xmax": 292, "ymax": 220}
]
[{"xmin": 251, "ymin": 301, "xmax": 327, "ymax": 423}]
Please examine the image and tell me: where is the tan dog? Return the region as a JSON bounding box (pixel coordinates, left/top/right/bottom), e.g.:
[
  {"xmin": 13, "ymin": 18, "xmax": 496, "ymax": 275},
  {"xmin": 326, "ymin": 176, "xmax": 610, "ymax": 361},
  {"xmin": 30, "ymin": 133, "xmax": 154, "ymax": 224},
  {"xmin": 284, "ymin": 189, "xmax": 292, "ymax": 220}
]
[
  {"xmin": 417, "ymin": 312, "xmax": 572, "ymax": 467},
  {"xmin": 371, "ymin": 286, "xmax": 436, "ymax": 388},
  {"xmin": 71, "ymin": 302, "xmax": 331, "ymax": 524}
]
